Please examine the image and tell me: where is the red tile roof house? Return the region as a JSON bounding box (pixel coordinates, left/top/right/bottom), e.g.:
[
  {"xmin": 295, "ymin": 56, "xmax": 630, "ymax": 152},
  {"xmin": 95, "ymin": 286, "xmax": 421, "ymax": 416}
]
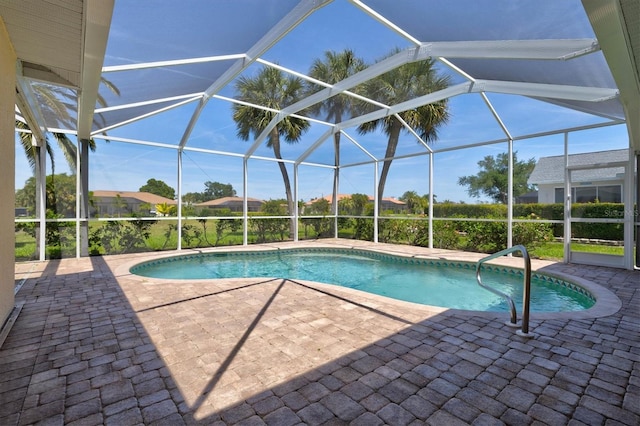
[
  {"xmin": 90, "ymin": 191, "xmax": 176, "ymax": 217},
  {"xmin": 306, "ymin": 194, "xmax": 407, "ymax": 213},
  {"xmin": 196, "ymin": 196, "xmax": 265, "ymax": 213}
]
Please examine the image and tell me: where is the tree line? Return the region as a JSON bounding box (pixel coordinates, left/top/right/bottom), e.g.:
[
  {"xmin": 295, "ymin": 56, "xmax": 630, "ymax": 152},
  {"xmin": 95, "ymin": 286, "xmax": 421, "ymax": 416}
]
[
  {"xmin": 15, "ymin": 149, "xmax": 537, "ymax": 218},
  {"xmin": 138, "ymin": 179, "xmax": 237, "ymax": 203}
]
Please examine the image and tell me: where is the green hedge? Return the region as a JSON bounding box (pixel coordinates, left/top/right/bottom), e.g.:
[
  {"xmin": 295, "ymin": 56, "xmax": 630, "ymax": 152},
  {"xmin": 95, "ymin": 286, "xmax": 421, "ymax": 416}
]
[
  {"xmin": 460, "ymin": 219, "xmax": 554, "ymax": 253},
  {"xmin": 433, "ymin": 203, "xmax": 506, "ymax": 218},
  {"xmin": 374, "ymin": 218, "xmax": 553, "ymax": 253},
  {"xmin": 433, "ymin": 202, "xmax": 629, "ymax": 241}
]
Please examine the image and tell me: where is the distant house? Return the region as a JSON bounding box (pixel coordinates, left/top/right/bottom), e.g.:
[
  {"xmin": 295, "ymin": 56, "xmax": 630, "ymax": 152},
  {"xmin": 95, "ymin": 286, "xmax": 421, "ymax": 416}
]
[
  {"xmin": 306, "ymin": 194, "xmax": 407, "ymax": 213},
  {"xmin": 196, "ymin": 196, "xmax": 264, "ymax": 213},
  {"xmin": 91, "ymin": 191, "xmax": 176, "ymax": 217},
  {"xmin": 305, "ymin": 194, "xmax": 351, "ymax": 211},
  {"xmin": 379, "ymin": 197, "xmax": 408, "ymax": 213},
  {"xmin": 308, "ymin": 194, "xmax": 352, "ymax": 205},
  {"xmin": 528, "ymin": 149, "xmax": 635, "ymax": 204}
]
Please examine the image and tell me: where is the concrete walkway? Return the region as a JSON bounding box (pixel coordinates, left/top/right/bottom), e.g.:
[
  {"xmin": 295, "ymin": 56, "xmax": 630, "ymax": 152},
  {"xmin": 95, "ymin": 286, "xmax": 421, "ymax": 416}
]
[{"xmin": 1, "ymin": 240, "xmax": 638, "ymax": 425}]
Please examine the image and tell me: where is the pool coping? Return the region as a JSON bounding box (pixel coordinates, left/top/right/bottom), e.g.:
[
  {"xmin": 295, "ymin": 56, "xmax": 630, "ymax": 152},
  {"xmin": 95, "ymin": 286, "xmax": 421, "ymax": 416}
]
[{"xmin": 115, "ymin": 241, "xmax": 622, "ymax": 323}]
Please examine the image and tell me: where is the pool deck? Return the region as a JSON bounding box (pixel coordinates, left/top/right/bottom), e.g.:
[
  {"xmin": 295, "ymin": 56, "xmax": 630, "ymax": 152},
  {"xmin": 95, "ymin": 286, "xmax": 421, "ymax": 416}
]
[{"xmin": 2, "ymin": 240, "xmax": 639, "ymax": 425}]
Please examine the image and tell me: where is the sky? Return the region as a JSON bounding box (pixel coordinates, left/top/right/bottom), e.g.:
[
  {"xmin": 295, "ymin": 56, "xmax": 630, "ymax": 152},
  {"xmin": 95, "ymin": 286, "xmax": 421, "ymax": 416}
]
[{"xmin": 14, "ymin": 0, "xmax": 630, "ymax": 204}]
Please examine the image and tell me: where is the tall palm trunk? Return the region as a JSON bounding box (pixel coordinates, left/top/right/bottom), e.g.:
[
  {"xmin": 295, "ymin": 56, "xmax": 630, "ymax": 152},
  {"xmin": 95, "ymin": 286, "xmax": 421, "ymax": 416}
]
[
  {"xmin": 271, "ymin": 128, "xmax": 295, "ymax": 238},
  {"xmin": 377, "ymin": 119, "xmax": 402, "ymax": 212}
]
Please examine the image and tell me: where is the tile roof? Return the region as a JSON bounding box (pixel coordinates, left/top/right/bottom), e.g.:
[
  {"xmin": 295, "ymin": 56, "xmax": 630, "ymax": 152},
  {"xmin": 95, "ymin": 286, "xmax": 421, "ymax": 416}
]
[
  {"xmin": 308, "ymin": 194, "xmax": 406, "ymax": 205},
  {"xmin": 91, "ymin": 190, "xmax": 176, "ymax": 205},
  {"xmin": 196, "ymin": 196, "xmax": 264, "ymax": 206},
  {"xmin": 528, "ymin": 149, "xmax": 632, "ymax": 185}
]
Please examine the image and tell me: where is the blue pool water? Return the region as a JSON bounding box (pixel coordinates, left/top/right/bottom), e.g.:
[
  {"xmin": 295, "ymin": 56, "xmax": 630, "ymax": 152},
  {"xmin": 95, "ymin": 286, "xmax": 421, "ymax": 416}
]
[{"xmin": 130, "ymin": 248, "xmax": 595, "ymax": 312}]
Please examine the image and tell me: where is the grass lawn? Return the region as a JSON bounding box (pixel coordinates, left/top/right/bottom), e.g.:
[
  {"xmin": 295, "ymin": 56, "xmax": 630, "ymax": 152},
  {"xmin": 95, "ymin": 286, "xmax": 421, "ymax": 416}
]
[{"xmin": 530, "ymin": 241, "xmax": 624, "ymax": 260}]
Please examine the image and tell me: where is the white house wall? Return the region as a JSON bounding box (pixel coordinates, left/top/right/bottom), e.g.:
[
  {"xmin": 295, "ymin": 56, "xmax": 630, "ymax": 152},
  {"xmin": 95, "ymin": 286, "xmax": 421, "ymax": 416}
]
[
  {"xmin": 0, "ymin": 16, "xmax": 16, "ymax": 330},
  {"xmin": 537, "ymin": 184, "xmax": 557, "ymax": 204}
]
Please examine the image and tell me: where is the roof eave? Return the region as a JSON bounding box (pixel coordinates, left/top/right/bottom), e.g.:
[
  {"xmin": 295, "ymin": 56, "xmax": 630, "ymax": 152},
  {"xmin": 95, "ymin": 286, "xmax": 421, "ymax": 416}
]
[{"xmin": 583, "ymin": 0, "xmax": 640, "ymax": 151}]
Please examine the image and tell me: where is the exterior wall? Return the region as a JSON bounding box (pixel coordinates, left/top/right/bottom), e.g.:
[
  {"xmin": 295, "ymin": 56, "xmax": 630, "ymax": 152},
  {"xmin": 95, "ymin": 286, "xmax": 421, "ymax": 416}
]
[
  {"xmin": 202, "ymin": 201, "xmax": 263, "ymax": 212},
  {"xmin": 92, "ymin": 197, "xmax": 145, "ymax": 217},
  {"xmin": 538, "ymin": 180, "xmax": 624, "ymax": 204},
  {"xmin": 379, "ymin": 200, "xmax": 407, "ymax": 213},
  {"xmin": 537, "ymin": 184, "xmax": 557, "ymax": 204},
  {"xmin": 0, "ymin": 17, "xmax": 16, "ymax": 328}
]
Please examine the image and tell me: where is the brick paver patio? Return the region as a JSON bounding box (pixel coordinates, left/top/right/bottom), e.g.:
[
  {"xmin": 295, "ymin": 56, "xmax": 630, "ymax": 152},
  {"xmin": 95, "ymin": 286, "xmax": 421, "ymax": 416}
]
[{"xmin": 1, "ymin": 240, "xmax": 638, "ymax": 425}]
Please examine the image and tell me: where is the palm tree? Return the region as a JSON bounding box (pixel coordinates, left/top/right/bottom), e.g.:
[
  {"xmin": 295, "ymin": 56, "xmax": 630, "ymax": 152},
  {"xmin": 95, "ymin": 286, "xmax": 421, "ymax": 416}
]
[
  {"xmin": 358, "ymin": 52, "xmax": 451, "ymax": 212},
  {"xmin": 16, "ymin": 77, "xmax": 118, "ymax": 173},
  {"xmin": 15, "ymin": 120, "xmax": 55, "ymax": 172},
  {"xmin": 16, "ymin": 84, "xmax": 83, "ymax": 174},
  {"xmin": 16, "ymin": 127, "xmax": 92, "ymax": 176},
  {"xmin": 307, "ymin": 50, "xmax": 367, "ymax": 214},
  {"xmin": 338, "ymin": 196, "xmax": 354, "ymax": 215},
  {"xmin": 155, "ymin": 202, "xmax": 176, "ymax": 217},
  {"xmin": 351, "ymin": 193, "xmax": 370, "ymax": 216},
  {"xmin": 232, "ymin": 66, "xmax": 310, "ymax": 236},
  {"xmin": 15, "ymin": 78, "xmax": 119, "ymax": 258},
  {"xmin": 400, "ymin": 190, "xmax": 423, "ymax": 214}
]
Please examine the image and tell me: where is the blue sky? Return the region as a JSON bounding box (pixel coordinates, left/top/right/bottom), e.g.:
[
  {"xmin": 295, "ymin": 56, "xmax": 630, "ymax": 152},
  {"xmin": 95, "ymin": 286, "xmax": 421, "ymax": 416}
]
[{"xmin": 14, "ymin": 1, "xmax": 630, "ymax": 204}]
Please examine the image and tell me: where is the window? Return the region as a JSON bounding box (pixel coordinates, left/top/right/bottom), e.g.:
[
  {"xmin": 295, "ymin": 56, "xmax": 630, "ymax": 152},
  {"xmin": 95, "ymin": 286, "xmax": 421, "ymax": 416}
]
[
  {"xmin": 575, "ymin": 187, "xmax": 597, "ymax": 203},
  {"xmin": 554, "ymin": 188, "xmax": 564, "ymax": 203},
  {"xmin": 554, "ymin": 185, "xmax": 622, "ymax": 203},
  {"xmin": 597, "ymin": 185, "xmax": 621, "ymax": 202}
]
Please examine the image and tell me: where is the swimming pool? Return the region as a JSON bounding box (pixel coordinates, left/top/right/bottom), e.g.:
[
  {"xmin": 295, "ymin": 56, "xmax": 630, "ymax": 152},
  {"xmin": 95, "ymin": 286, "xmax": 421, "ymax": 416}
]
[{"xmin": 130, "ymin": 248, "xmax": 595, "ymax": 312}]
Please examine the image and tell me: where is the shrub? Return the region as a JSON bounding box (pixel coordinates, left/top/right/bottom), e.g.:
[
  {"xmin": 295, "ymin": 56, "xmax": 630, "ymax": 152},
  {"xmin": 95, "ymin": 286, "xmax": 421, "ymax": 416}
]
[
  {"xmin": 433, "ymin": 202, "xmax": 628, "ymax": 241},
  {"xmin": 213, "ymin": 218, "xmax": 241, "ymax": 246},
  {"xmin": 354, "ymin": 218, "xmax": 374, "ymax": 241},
  {"xmin": 89, "ymin": 219, "xmax": 154, "ymax": 255},
  {"xmin": 433, "ymin": 203, "xmax": 506, "ymax": 218},
  {"xmin": 413, "ymin": 220, "xmax": 461, "ymax": 249},
  {"xmin": 571, "ymin": 203, "xmax": 625, "ymax": 240},
  {"xmin": 513, "ymin": 219, "xmax": 554, "ymax": 248},
  {"xmin": 462, "ymin": 217, "xmax": 553, "ymax": 253},
  {"xmin": 181, "ymin": 223, "xmax": 203, "ymax": 248},
  {"xmin": 301, "ymin": 217, "xmax": 334, "ymax": 239},
  {"xmin": 462, "ymin": 219, "xmax": 507, "ymax": 253},
  {"xmin": 15, "ymin": 211, "xmax": 75, "ymax": 258},
  {"xmin": 250, "ymin": 216, "xmax": 290, "ymax": 242},
  {"xmin": 378, "ymin": 219, "xmax": 413, "ymax": 243}
]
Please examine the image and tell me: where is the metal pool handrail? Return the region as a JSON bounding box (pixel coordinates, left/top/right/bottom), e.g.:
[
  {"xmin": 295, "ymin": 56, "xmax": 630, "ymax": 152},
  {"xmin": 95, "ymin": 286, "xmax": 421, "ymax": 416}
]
[{"xmin": 476, "ymin": 245, "xmax": 533, "ymax": 337}]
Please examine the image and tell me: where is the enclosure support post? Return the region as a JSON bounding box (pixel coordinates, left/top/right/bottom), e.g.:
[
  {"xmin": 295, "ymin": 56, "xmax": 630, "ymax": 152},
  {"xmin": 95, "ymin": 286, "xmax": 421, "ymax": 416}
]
[
  {"xmin": 334, "ymin": 164, "xmax": 339, "ymax": 239},
  {"xmin": 293, "ymin": 164, "xmax": 299, "ymax": 242},
  {"xmin": 507, "ymin": 138, "xmax": 514, "ymax": 249},
  {"xmin": 76, "ymin": 139, "xmax": 81, "ymax": 258},
  {"xmin": 36, "ymin": 140, "xmax": 46, "ymax": 261},
  {"xmin": 563, "ymin": 132, "xmax": 571, "ymax": 264},
  {"xmin": 373, "ymin": 161, "xmax": 379, "ymax": 243},
  {"xmin": 243, "ymin": 158, "xmax": 248, "ymax": 246},
  {"xmin": 177, "ymin": 150, "xmax": 183, "ymax": 251},
  {"xmin": 78, "ymin": 139, "xmax": 90, "ymax": 257},
  {"xmin": 428, "ymin": 152, "xmax": 434, "ymax": 249},
  {"xmin": 623, "ymin": 147, "xmax": 634, "ymax": 269}
]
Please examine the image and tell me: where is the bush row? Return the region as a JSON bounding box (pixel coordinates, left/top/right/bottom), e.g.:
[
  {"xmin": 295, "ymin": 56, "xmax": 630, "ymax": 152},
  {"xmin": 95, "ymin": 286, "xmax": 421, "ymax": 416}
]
[
  {"xmin": 432, "ymin": 202, "xmax": 631, "ymax": 241},
  {"xmin": 341, "ymin": 217, "xmax": 554, "ymax": 254},
  {"xmin": 17, "ymin": 203, "xmax": 632, "ymax": 258}
]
